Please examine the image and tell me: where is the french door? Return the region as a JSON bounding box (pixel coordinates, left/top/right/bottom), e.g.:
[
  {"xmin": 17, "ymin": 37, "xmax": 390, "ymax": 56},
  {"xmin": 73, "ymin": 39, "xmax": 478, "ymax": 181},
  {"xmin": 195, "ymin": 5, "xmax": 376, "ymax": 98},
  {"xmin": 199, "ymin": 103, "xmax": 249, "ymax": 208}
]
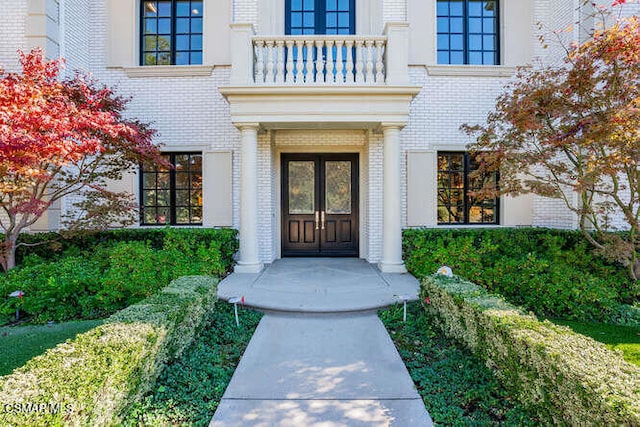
[{"xmin": 282, "ymin": 153, "xmax": 359, "ymax": 257}]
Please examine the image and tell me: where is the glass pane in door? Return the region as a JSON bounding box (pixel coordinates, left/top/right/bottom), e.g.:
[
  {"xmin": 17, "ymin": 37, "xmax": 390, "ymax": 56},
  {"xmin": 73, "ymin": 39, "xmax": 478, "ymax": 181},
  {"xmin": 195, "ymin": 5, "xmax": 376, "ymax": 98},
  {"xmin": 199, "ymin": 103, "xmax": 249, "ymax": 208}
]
[
  {"xmin": 288, "ymin": 161, "xmax": 315, "ymax": 214},
  {"xmin": 325, "ymin": 161, "xmax": 351, "ymax": 214}
]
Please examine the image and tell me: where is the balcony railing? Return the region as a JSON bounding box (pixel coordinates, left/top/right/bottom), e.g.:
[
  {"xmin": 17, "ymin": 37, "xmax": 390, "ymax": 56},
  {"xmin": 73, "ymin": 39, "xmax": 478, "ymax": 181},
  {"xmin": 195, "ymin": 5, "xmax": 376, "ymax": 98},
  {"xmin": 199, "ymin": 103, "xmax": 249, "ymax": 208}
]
[
  {"xmin": 229, "ymin": 22, "xmax": 410, "ymax": 87},
  {"xmin": 252, "ymin": 35, "xmax": 387, "ymax": 85}
]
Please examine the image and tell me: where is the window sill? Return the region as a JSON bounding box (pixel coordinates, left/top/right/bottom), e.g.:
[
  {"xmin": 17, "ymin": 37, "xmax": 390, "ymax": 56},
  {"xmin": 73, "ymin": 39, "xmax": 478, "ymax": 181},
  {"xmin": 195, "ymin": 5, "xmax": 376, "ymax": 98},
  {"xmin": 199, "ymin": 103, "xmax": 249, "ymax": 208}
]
[
  {"xmin": 426, "ymin": 65, "xmax": 518, "ymax": 77},
  {"xmin": 115, "ymin": 65, "xmax": 214, "ymax": 78}
]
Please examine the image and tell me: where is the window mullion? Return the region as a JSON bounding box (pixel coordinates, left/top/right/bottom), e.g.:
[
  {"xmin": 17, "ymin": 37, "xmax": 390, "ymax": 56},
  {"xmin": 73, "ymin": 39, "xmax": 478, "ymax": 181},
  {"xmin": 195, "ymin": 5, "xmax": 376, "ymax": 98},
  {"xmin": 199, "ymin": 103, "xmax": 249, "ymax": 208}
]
[
  {"xmin": 170, "ymin": 153, "xmax": 177, "ymax": 225},
  {"xmin": 464, "ymin": 0, "xmax": 469, "ymax": 65},
  {"xmin": 464, "ymin": 152, "xmax": 470, "ymax": 224},
  {"xmin": 316, "ymin": 0, "xmax": 325, "ymax": 34},
  {"xmin": 171, "ymin": 0, "xmax": 176, "ymax": 65}
]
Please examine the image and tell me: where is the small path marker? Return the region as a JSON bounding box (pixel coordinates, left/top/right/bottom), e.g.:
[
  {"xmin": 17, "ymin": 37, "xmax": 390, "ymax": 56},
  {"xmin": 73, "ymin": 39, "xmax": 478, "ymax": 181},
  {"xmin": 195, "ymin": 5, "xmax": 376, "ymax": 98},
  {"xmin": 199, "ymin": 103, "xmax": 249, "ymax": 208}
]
[
  {"xmin": 228, "ymin": 296, "xmax": 244, "ymax": 327},
  {"xmin": 9, "ymin": 290, "xmax": 24, "ymax": 320},
  {"xmin": 397, "ymin": 295, "xmax": 410, "ymax": 323}
]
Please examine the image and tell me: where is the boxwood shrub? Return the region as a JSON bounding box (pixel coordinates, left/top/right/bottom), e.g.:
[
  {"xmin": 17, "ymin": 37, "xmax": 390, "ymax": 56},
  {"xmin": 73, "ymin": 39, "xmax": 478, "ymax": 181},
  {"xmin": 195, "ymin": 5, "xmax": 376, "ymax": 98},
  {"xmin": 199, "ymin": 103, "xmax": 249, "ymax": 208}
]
[
  {"xmin": 0, "ymin": 228, "xmax": 238, "ymax": 324},
  {"xmin": 0, "ymin": 276, "xmax": 217, "ymax": 426},
  {"xmin": 404, "ymin": 228, "xmax": 638, "ymax": 322},
  {"xmin": 422, "ymin": 274, "xmax": 640, "ymax": 425}
]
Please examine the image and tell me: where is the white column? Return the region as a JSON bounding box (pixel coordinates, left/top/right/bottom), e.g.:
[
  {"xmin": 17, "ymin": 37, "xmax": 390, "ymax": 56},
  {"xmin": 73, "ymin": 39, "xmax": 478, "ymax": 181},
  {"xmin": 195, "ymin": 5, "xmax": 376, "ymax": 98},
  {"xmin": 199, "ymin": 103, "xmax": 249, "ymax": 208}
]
[
  {"xmin": 379, "ymin": 124, "xmax": 407, "ymax": 273},
  {"xmin": 235, "ymin": 123, "xmax": 263, "ymax": 273}
]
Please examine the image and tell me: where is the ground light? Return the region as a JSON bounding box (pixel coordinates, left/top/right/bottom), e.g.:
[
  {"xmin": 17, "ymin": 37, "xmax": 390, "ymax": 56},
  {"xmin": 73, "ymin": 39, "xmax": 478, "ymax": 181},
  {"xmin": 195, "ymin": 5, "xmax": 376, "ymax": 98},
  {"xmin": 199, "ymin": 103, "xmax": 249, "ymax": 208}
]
[{"xmin": 228, "ymin": 296, "xmax": 245, "ymax": 327}]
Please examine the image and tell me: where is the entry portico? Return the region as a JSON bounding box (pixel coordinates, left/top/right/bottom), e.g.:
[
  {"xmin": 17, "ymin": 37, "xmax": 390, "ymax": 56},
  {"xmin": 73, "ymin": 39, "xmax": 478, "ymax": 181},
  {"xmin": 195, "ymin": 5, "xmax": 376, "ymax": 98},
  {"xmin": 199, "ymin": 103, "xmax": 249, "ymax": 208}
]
[
  {"xmin": 221, "ymin": 23, "xmax": 420, "ymax": 273},
  {"xmin": 222, "ymin": 98, "xmax": 418, "ymax": 273}
]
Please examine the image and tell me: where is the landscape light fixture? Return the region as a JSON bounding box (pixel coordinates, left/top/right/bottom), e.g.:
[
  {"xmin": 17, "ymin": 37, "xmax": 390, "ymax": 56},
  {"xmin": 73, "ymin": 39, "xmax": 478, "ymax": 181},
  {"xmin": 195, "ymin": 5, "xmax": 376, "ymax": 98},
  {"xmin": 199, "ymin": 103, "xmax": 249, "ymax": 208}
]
[{"xmin": 228, "ymin": 296, "xmax": 244, "ymax": 327}]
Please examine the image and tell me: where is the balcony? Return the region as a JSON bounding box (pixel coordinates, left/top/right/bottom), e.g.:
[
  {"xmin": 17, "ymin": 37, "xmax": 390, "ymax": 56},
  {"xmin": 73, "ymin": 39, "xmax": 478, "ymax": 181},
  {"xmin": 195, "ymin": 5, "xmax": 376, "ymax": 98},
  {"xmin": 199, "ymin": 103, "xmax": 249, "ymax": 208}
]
[
  {"xmin": 220, "ymin": 22, "xmax": 420, "ymax": 129},
  {"xmin": 252, "ymin": 35, "xmax": 388, "ymax": 85}
]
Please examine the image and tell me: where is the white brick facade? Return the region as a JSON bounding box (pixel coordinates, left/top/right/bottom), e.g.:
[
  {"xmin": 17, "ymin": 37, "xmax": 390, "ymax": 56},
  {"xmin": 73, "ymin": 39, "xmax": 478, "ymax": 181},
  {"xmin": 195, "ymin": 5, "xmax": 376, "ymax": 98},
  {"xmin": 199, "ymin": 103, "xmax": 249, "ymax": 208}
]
[{"xmin": 1, "ymin": 0, "xmax": 635, "ymax": 265}]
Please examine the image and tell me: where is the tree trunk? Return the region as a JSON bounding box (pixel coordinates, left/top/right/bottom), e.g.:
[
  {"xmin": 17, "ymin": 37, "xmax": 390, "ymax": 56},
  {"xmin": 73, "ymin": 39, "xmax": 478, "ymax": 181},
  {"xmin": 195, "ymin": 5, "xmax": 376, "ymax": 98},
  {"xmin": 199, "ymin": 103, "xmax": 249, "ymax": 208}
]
[{"xmin": 1, "ymin": 235, "xmax": 17, "ymax": 272}]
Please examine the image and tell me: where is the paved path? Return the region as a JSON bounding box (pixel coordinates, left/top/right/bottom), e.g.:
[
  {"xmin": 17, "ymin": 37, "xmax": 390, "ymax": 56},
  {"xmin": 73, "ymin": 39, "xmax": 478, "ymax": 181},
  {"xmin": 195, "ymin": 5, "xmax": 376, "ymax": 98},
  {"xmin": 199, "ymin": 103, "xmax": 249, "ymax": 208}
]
[{"xmin": 211, "ymin": 259, "xmax": 432, "ymax": 426}]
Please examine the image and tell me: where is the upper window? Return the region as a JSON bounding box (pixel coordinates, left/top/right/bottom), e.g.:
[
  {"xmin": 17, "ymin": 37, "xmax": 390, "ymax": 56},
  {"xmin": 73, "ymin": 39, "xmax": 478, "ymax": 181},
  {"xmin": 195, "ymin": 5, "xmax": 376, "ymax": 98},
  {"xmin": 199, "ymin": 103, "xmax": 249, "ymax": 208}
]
[
  {"xmin": 141, "ymin": 153, "xmax": 203, "ymax": 226},
  {"xmin": 437, "ymin": 0, "xmax": 499, "ymax": 65},
  {"xmin": 437, "ymin": 152, "xmax": 499, "ymax": 225},
  {"xmin": 286, "ymin": 0, "xmax": 355, "ymax": 35},
  {"xmin": 141, "ymin": 1, "xmax": 203, "ymax": 66}
]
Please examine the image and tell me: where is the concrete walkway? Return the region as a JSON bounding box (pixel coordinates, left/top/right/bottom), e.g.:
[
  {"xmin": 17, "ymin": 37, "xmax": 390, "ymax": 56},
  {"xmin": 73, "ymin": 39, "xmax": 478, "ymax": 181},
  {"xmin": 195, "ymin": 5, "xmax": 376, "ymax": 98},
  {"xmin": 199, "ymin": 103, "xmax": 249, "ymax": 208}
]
[{"xmin": 211, "ymin": 259, "xmax": 432, "ymax": 426}]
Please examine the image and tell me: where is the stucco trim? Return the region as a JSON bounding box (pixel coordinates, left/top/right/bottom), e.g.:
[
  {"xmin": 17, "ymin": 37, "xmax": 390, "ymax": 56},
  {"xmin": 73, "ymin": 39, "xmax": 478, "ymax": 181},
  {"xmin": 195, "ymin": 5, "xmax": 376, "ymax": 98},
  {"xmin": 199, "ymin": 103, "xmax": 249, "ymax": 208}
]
[
  {"xmin": 426, "ymin": 65, "xmax": 519, "ymax": 77},
  {"xmin": 114, "ymin": 65, "xmax": 215, "ymax": 78}
]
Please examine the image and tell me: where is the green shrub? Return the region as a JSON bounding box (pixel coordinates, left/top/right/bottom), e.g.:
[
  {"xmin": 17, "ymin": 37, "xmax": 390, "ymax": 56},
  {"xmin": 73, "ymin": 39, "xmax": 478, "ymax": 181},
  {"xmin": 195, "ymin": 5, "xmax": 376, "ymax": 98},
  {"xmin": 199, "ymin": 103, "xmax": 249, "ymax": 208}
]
[
  {"xmin": 12, "ymin": 227, "xmax": 238, "ymax": 266},
  {"xmin": 0, "ymin": 228, "xmax": 238, "ymax": 325},
  {"xmin": 422, "ymin": 274, "xmax": 640, "ymax": 425},
  {"xmin": 403, "ymin": 228, "xmax": 638, "ymax": 322},
  {"xmin": 0, "ymin": 276, "xmax": 217, "ymax": 427}
]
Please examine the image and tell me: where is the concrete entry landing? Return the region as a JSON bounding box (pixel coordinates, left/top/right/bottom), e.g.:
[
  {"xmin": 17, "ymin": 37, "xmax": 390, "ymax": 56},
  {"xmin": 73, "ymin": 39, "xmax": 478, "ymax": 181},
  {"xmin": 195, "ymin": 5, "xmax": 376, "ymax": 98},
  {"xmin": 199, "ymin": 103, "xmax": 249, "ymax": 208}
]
[{"xmin": 217, "ymin": 258, "xmax": 420, "ymax": 312}]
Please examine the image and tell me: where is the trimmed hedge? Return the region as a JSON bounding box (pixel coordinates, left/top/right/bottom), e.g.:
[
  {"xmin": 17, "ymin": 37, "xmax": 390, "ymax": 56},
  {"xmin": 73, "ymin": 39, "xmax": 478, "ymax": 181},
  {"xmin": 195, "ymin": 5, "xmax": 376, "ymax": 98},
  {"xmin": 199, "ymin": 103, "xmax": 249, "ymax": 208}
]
[
  {"xmin": 0, "ymin": 276, "xmax": 217, "ymax": 426},
  {"xmin": 404, "ymin": 228, "xmax": 638, "ymax": 322},
  {"xmin": 0, "ymin": 228, "xmax": 238, "ymax": 324},
  {"xmin": 422, "ymin": 274, "xmax": 640, "ymax": 425},
  {"xmin": 13, "ymin": 227, "xmax": 238, "ymax": 268}
]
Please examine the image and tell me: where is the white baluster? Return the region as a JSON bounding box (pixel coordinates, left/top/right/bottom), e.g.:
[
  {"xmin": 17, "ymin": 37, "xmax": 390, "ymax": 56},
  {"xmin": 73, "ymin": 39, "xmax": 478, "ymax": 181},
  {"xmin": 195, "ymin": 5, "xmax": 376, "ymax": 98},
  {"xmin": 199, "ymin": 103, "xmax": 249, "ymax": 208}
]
[
  {"xmin": 285, "ymin": 40, "xmax": 295, "ymax": 84},
  {"xmin": 255, "ymin": 39, "xmax": 265, "ymax": 84},
  {"xmin": 335, "ymin": 39, "xmax": 344, "ymax": 84},
  {"xmin": 265, "ymin": 40, "xmax": 275, "ymax": 83},
  {"xmin": 375, "ymin": 39, "xmax": 385, "ymax": 84},
  {"xmin": 305, "ymin": 40, "xmax": 314, "ymax": 83},
  {"xmin": 315, "ymin": 39, "xmax": 325, "ymax": 84},
  {"xmin": 275, "ymin": 40, "xmax": 285, "ymax": 84},
  {"xmin": 345, "ymin": 39, "xmax": 354, "ymax": 84},
  {"xmin": 365, "ymin": 40, "xmax": 375, "ymax": 83},
  {"xmin": 325, "ymin": 40, "xmax": 335, "ymax": 84},
  {"xmin": 295, "ymin": 39, "xmax": 304, "ymax": 84},
  {"xmin": 355, "ymin": 39, "xmax": 365, "ymax": 84}
]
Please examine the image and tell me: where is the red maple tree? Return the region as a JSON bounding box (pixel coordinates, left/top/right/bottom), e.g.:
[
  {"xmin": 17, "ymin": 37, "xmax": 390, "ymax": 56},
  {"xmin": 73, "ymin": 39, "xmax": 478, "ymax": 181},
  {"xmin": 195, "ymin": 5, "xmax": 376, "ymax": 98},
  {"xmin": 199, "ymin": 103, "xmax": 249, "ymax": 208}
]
[
  {"xmin": 463, "ymin": 4, "xmax": 640, "ymax": 279},
  {"xmin": 0, "ymin": 49, "xmax": 163, "ymax": 271}
]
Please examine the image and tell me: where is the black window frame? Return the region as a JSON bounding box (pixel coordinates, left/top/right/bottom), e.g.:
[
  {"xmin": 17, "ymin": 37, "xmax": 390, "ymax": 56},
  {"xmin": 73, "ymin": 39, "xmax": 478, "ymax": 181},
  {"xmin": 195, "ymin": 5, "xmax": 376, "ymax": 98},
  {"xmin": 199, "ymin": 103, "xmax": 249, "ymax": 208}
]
[
  {"xmin": 436, "ymin": 0, "xmax": 500, "ymax": 65},
  {"xmin": 140, "ymin": 152, "xmax": 203, "ymax": 226},
  {"xmin": 285, "ymin": 0, "xmax": 356, "ymax": 35},
  {"xmin": 437, "ymin": 151, "xmax": 500, "ymax": 225},
  {"xmin": 140, "ymin": 0, "xmax": 204, "ymax": 66}
]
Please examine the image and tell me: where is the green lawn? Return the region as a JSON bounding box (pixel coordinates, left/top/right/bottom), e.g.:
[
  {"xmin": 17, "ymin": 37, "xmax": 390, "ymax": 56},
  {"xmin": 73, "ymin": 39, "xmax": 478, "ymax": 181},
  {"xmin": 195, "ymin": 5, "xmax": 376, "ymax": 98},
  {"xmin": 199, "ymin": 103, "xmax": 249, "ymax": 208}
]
[
  {"xmin": 551, "ymin": 319, "xmax": 640, "ymax": 367},
  {"xmin": 0, "ymin": 320, "xmax": 103, "ymax": 376}
]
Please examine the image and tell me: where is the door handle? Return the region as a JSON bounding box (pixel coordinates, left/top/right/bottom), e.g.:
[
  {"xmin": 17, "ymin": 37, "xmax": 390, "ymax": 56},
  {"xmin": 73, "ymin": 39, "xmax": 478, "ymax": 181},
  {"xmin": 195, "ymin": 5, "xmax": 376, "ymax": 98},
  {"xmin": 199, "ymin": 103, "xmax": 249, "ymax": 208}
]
[
  {"xmin": 315, "ymin": 211, "xmax": 319, "ymax": 230},
  {"xmin": 321, "ymin": 211, "xmax": 326, "ymax": 230}
]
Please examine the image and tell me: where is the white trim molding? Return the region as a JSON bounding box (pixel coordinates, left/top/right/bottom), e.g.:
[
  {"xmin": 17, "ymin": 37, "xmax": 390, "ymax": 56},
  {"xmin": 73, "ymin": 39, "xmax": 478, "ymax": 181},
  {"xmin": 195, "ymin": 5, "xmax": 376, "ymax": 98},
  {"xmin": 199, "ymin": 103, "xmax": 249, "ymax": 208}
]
[
  {"xmin": 114, "ymin": 65, "xmax": 215, "ymax": 78},
  {"xmin": 219, "ymin": 86, "xmax": 422, "ymax": 128},
  {"xmin": 426, "ymin": 65, "xmax": 519, "ymax": 77}
]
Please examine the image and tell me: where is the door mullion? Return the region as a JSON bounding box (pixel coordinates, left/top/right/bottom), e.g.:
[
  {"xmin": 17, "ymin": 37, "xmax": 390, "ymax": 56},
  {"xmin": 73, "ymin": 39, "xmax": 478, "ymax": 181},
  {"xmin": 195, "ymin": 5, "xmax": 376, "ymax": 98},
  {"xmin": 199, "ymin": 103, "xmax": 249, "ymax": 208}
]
[{"xmin": 316, "ymin": 156, "xmax": 324, "ymax": 251}]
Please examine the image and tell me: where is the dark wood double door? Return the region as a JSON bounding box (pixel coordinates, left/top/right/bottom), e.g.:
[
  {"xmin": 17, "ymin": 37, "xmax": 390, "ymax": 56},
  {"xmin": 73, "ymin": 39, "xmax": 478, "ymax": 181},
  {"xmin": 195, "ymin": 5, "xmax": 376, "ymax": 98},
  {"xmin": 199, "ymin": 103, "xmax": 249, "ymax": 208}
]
[{"xmin": 282, "ymin": 153, "xmax": 359, "ymax": 257}]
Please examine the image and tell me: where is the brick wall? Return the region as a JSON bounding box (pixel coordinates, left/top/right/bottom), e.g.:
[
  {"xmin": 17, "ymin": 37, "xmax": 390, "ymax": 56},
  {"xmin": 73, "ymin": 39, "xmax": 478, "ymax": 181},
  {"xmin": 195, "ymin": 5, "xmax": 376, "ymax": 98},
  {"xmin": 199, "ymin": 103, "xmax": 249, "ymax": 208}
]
[
  {"xmin": 7, "ymin": 0, "xmax": 633, "ymax": 261},
  {"xmin": 0, "ymin": 1, "xmax": 27, "ymax": 72}
]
